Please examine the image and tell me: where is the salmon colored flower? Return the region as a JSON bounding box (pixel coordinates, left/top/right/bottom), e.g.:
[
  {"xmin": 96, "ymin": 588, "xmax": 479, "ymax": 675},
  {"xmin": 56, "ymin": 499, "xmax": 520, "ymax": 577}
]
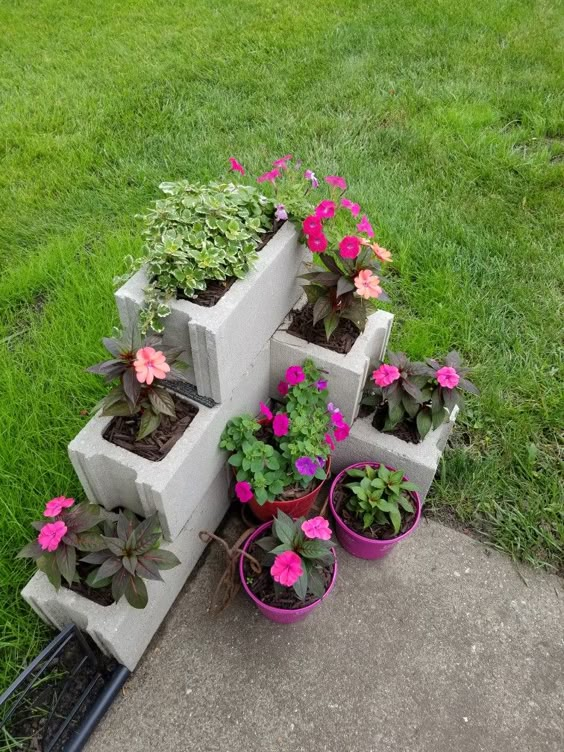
[
  {"xmin": 303, "ymin": 215, "xmax": 323, "ymax": 236},
  {"xmin": 373, "ymin": 364, "xmax": 401, "ymax": 387},
  {"xmin": 235, "ymin": 481, "xmax": 253, "ymax": 503},
  {"xmin": 286, "ymin": 366, "xmax": 305, "ymax": 385},
  {"xmin": 354, "ymin": 269, "xmax": 383, "ymax": 299},
  {"xmin": 270, "ymin": 550, "xmax": 303, "ymax": 587},
  {"xmin": 44, "ymin": 496, "xmax": 74, "ymax": 518},
  {"xmin": 325, "ymin": 175, "xmax": 347, "ymax": 191},
  {"xmin": 372, "ymin": 243, "xmax": 392, "ymax": 262},
  {"xmin": 260, "ymin": 402, "xmax": 273, "ymax": 421},
  {"xmin": 357, "ymin": 215, "xmax": 374, "ymax": 237},
  {"xmin": 436, "ymin": 366, "xmax": 460, "ymax": 389},
  {"xmin": 38, "ymin": 521, "xmax": 67, "ymax": 552},
  {"xmin": 315, "ymin": 200, "xmax": 336, "ymax": 219},
  {"xmin": 273, "ymin": 413, "xmax": 290, "ymax": 437},
  {"xmin": 341, "ymin": 197, "xmax": 361, "ymax": 217},
  {"xmin": 304, "ymin": 169, "xmax": 319, "ymax": 188},
  {"xmin": 302, "ymin": 516, "xmax": 332, "ymax": 540},
  {"xmin": 228, "ymin": 157, "xmax": 245, "ymax": 175},
  {"xmin": 134, "ymin": 347, "xmax": 170, "ymax": 385},
  {"xmin": 339, "ymin": 236, "xmax": 361, "ymax": 259},
  {"xmin": 307, "ymin": 233, "xmax": 328, "ymax": 253}
]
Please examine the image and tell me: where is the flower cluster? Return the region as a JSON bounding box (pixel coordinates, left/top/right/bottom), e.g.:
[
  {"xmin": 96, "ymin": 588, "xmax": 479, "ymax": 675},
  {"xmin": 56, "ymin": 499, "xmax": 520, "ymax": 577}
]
[{"xmin": 220, "ymin": 360, "xmax": 350, "ymax": 506}]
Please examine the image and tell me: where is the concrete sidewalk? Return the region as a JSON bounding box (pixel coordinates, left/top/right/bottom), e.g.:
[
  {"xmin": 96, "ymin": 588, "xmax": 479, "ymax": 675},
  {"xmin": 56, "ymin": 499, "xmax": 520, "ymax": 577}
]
[{"xmin": 88, "ymin": 518, "xmax": 563, "ymax": 752}]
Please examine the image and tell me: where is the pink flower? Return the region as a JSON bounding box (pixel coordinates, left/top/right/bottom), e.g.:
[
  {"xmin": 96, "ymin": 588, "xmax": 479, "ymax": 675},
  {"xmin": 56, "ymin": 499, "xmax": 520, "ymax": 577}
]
[
  {"xmin": 301, "ymin": 516, "xmax": 332, "ymax": 540},
  {"xmin": 257, "ymin": 168, "xmax": 280, "ymax": 184},
  {"xmin": 304, "ymin": 169, "xmax": 319, "ymax": 188},
  {"xmin": 275, "ymin": 204, "xmax": 288, "ymax": 221},
  {"xmin": 357, "ymin": 215, "xmax": 374, "ymax": 237},
  {"xmin": 330, "ymin": 410, "xmax": 345, "ymax": 428},
  {"xmin": 339, "ymin": 236, "xmax": 361, "ymax": 259},
  {"xmin": 295, "ymin": 456, "xmax": 318, "ymax": 476},
  {"xmin": 260, "ymin": 402, "xmax": 273, "ymax": 421},
  {"xmin": 286, "ymin": 365, "xmax": 305, "ymax": 385},
  {"xmin": 341, "ymin": 198, "xmax": 361, "ymax": 217},
  {"xmin": 277, "ymin": 380, "xmax": 289, "ymax": 397},
  {"xmin": 38, "ymin": 521, "xmax": 67, "ymax": 552},
  {"xmin": 315, "ymin": 200, "xmax": 336, "ymax": 220},
  {"xmin": 436, "ymin": 366, "xmax": 460, "ymax": 389},
  {"xmin": 235, "ymin": 481, "xmax": 253, "ymax": 503},
  {"xmin": 270, "ymin": 550, "xmax": 303, "ymax": 587},
  {"xmin": 307, "ymin": 233, "xmax": 328, "ymax": 253},
  {"xmin": 228, "ymin": 157, "xmax": 245, "ymax": 175},
  {"xmin": 303, "ymin": 215, "xmax": 323, "ymax": 236},
  {"xmin": 372, "ymin": 243, "xmax": 392, "ymax": 262},
  {"xmin": 134, "ymin": 347, "xmax": 170, "ymax": 385},
  {"xmin": 334, "ymin": 423, "xmax": 350, "ymax": 442},
  {"xmin": 325, "ymin": 433, "xmax": 335, "ymax": 451},
  {"xmin": 354, "ymin": 269, "xmax": 383, "ymax": 299},
  {"xmin": 44, "ymin": 496, "xmax": 74, "ymax": 518},
  {"xmin": 273, "ymin": 154, "xmax": 292, "ymax": 169},
  {"xmin": 372, "ymin": 364, "xmax": 401, "ymax": 388},
  {"xmin": 325, "ymin": 175, "xmax": 347, "ymax": 191},
  {"xmin": 273, "ymin": 413, "xmax": 290, "ymax": 437},
  {"xmin": 315, "ymin": 379, "xmax": 328, "ymax": 390}
]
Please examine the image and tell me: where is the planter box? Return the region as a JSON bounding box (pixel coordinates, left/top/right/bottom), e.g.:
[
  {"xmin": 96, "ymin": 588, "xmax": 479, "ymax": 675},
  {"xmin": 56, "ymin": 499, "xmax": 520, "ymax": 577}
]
[
  {"xmin": 331, "ymin": 409, "xmax": 458, "ymax": 501},
  {"xmin": 22, "ymin": 467, "xmax": 230, "ymax": 671},
  {"xmin": 68, "ymin": 344, "xmax": 270, "ymax": 541},
  {"xmin": 270, "ymin": 298, "xmax": 394, "ymax": 424},
  {"xmin": 115, "ymin": 222, "xmax": 306, "ymax": 403}
]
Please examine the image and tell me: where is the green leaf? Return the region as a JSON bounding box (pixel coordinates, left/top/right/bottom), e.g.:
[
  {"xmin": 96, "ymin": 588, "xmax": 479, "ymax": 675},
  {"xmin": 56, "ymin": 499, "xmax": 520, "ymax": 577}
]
[
  {"xmin": 55, "ymin": 544, "xmax": 76, "ymax": 586},
  {"xmin": 142, "ymin": 548, "xmax": 180, "ymax": 571},
  {"xmin": 390, "ymin": 507, "xmax": 402, "ymax": 535},
  {"xmin": 312, "ymin": 296, "xmax": 332, "ymax": 326},
  {"xmin": 137, "ymin": 407, "xmax": 161, "ymax": 440},
  {"xmin": 148, "ymin": 387, "xmax": 176, "ymax": 417},
  {"xmin": 416, "ymin": 409, "xmax": 432, "ymax": 439},
  {"xmin": 323, "ymin": 312, "xmax": 340, "ymax": 341},
  {"xmin": 74, "ymin": 532, "xmax": 106, "ymax": 552},
  {"xmin": 37, "ymin": 554, "xmax": 61, "ymax": 590},
  {"xmin": 101, "ymin": 536, "xmax": 126, "ymax": 556},
  {"xmin": 93, "ymin": 557, "xmax": 123, "ymax": 583},
  {"xmin": 17, "ymin": 541, "xmax": 44, "ymax": 560},
  {"xmin": 273, "ymin": 511, "xmax": 295, "ymax": 546},
  {"xmin": 255, "ymin": 536, "xmax": 278, "ymax": 552},
  {"xmin": 292, "ymin": 570, "xmax": 308, "ymax": 601},
  {"xmin": 85, "ymin": 571, "xmax": 112, "ymax": 589},
  {"xmin": 308, "ymin": 569, "xmax": 326, "ymax": 599},
  {"xmin": 111, "ymin": 568, "xmax": 130, "ymax": 602},
  {"xmin": 124, "ymin": 574, "xmax": 149, "ymax": 609}
]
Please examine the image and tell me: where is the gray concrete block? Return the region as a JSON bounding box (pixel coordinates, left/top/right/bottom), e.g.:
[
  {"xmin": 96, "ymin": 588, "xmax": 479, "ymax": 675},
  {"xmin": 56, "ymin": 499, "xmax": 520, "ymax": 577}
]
[
  {"xmin": 21, "ymin": 466, "xmax": 230, "ymax": 672},
  {"xmin": 115, "ymin": 222, "xmax": 306, "ymax": 403},
  {"xmin": 68, "ymin": 344, "xmax": 270, "ymax": 540},
  {"xmin": 331, "ymin": 409, "xmax": 458, "ymax": 501},
  {"xmin": 270, "ymin": 298, "xmax": 394, "ymax": 424}
]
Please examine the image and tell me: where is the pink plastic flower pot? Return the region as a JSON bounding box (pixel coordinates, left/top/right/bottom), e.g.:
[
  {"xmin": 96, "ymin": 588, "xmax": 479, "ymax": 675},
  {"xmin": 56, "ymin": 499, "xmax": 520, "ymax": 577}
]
[
  {"xmin": 239, "ymin": 521, "xmax": 338, "ymax": 624},
  {"xmin": 329, "ymin": 462, "xmax": 422, "ymax": 560}
]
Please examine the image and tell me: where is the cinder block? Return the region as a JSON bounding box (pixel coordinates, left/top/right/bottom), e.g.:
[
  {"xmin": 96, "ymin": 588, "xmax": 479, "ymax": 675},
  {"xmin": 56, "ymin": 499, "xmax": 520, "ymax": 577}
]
[
  {"xmin": 68, "ymin": 344, "xmax": 270, "ymax": 540},
  {"xmin": 331, "ymin": 410, "xmax": 458, "ymax": 501},
  {"xmin": 115, "ymin": 223, "xmax": 306, "ymax": 403},
  {"xmin": 270, "ymin": 298, "xmax": 394, "ymax": 424},
  {"xmin": 22, "ymin": 467, "xmax": 230, "ymax": 671}
]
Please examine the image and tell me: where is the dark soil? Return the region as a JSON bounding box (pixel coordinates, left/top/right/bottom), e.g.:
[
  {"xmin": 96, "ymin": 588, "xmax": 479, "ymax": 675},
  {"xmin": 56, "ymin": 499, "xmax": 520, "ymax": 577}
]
[
  {"xmin": 332, "ymin": 483, "xmax": 416, "ymax": 541},
  {"xmin": 362, "ymin": 402, "xmax": 421, "ymax": 444},
  {"xmin": 243, "ymin": 540, "xmax": 334, "ymax": 610},
  {"xmin": 65, "ymin": 571, "xmax": 115, "ymax": 607},
  {"xmin": 177, "ymin": 218, "xmax": 282, "ymax": 307},
  {"xmin": 287, "ymin": 303, "xmax": 360, "ymax": 354},
  {"xmin": 103, "ymin": 394, "xmax": 198, "ymax": 461}
]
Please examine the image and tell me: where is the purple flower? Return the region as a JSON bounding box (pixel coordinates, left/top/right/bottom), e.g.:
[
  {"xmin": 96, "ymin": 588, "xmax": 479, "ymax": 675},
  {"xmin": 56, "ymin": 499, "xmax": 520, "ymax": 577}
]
[
  {"xmin": 295, "ymin": 456, "xmax": 318, "ymax": 476},
  {"xmin": 304, "ymin": 169, "xmax": 319, "ymax": 189},
  {"xmin": 327, "ymin": 402, "xmax": 336, "ymax": 413},
  {"xmin": 275, "ymin": 204, "xmax": 288, "ymax": 221},
  {"xmin": 315, "ymin": 379, "xmax": 328, "ymax": 391}
]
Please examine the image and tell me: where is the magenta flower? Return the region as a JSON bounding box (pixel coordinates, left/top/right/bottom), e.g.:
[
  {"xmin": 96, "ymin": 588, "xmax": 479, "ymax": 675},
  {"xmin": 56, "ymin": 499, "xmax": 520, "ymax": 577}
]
[
  {"xmin": 307, "ymin": 232, "xmax": 328, "ymax": 253},
  {"xmin": 260, "ymin": 402, "xmax": 273, "ymax": 421},
  {"xmin": 275, "ymin": 204, "xmax": 288, "ymax": 221},
  {"xmin": 228, "ymin": 157, "xmax": 245, "ymax": 175},
  {"xmin": 134, "ymin": 347, "xmax": 170, "ymax": 385},
  {"xmin": 273, "ymin": 155, "xmax": 292, "ymax": 169},
  {"xmin": 257, "ymin": 168, "xmax": 280, "ymax": 184},
  {"xmin": 315, "ymin": 200, "xmax": 336, "ymax": 220},
  {"xmin": 325, "ymin": 432, "xmax": 335, "ymax": 451},
  {"xmin": 436, "ymin": 366, "xmax": 460, "ymax": 389},
  {"xmin": 286, "ymin": 366, "xmax": 305, "ymax": 385},
  {"xmin": 43, "ymin": 496, "xmax": 74, "ymax": 518},
  {"xmin": 303, "ymin": 214, "xmax": 323, "ymax": 236},
  {"xmin": 304, "ymin": 169, "xmax": 319, "ymax": 189},
  {"xmin": 334, "ymin": 423, "xmax": 350, "ymax": 442},
  {"xmin": 277, "ymin": 380, "xmax": 289, "ymax": 397},
  {"xmin": 330, "ymin": 410, "xmax": 345, "ymax": 428},
  {"xmin": 235, "ymin": 481, "xmax": 253, "ymax": 503},
  {"xmin": 339, "ymin": 235, "xmax": 361, "ymax": 259},
  {"xmin": 301, "ymin": 516, "xmax": 332, "ymax": 541},
  {"xmin": 341, "ymin": 197, "xmax": 361, "ymax": 217},
  {"xmin": 356, "ymin": 214, "xmax": 375, "ymax": 237},
  {"xmin": 273, "ymin": 413, "xmax": 290, "ymax": 437},
  {"xmin": 295, "ymin": 456, "xmax": 318, "ymax": 476},
  {"xmin": 315, "ymin": 379, "xmax": 328, "ymax": 390},
  {"xmin": 38, "ymin": 521, "xmax": 67, "ymax": 552},
  {"xmin": 270, "ymin": 550, "xmax": 303, "ymax": 587},
  {"xmin": 325, "ymin": 175, "xmax": 347, "ymax": 191},
  {"xmin": 372, "ymin": 364, "xmax": 401, "ymax": 387}
]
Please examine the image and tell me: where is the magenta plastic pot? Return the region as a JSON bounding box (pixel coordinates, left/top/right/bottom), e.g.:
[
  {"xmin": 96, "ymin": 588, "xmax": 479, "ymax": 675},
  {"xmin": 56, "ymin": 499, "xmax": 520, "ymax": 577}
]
[
  {"xmin": 239, "ymin": 521, "xmax": 337, "ymax": 624},
  {"xmin": 329, "ymin": 462, "xmax": 422, "ymax": 560}
]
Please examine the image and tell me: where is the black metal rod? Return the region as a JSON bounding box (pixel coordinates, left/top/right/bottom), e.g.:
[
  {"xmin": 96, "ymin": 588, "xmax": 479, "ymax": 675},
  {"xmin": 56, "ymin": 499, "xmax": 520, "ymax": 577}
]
[{"xmin": 62, "ymin": 665, "xmax": 130, "ymax": 752}]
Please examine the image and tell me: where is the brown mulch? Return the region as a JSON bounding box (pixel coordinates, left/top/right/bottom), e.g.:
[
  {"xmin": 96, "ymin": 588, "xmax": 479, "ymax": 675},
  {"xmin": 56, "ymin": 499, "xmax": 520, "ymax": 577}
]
[
  {"xmin": 287, "ymin": 303, "xmax": 360, "ymax": 354},
  {"xmin": 359, "ymin": 403, "xmax": 421, "ymax": 444},
  {"xmin": 103, "ymin": 395, "xmax": 198, "ymax": 461},
  {"xmin": 332, "ymin": 483, "xmax": 416, "ymax": 541}
]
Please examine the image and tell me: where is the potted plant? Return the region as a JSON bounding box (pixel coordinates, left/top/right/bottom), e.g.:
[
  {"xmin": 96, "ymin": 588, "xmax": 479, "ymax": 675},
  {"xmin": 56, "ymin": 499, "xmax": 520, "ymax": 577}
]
[
  {"xmin": 220, "ymin": 359, "xmax": 350, "ymax": 521},
  {"xmin": 329, "ymin": 463, "xmax": 421, "ymax": 559},
  {"xmin": 239, "ymin": 510, "xmax": 337, "ymax": 623}
]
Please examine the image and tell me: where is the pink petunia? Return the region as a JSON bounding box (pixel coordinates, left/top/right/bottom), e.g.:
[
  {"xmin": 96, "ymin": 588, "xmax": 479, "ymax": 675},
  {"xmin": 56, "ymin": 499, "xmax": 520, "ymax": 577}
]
[
  {"xmin": 356, "ymin": 215, "xmax": 374, "ymax": 237},
  {"xmin": 330, "ymin": 410, "xmax": 345, "ymax": 428},
  {"xmin": 260, "ymin": 402, "xmax": 273, "ymax": 421},
  {"xmin": 354, "ymin": 269, "xmax": 382, "ymax": 300},
  {"xmin": 228, "ymin": 157, "xmax": 245, "ymax": 175},
  {"xmin": 38, "ymin": 521, "xmax": 67, "ymax": 552},
  {"xmin": 334, "ymin": 423, "xmax": 350, "ymax": 442},
  {"xmin": 301, "ymin": 516, "xmax": 332, "ymax": 540},
  {"xmin": 325, "ymin": 432, "xmax": 335, "ymax": 451},
  {"xmin": 339, "ymin": 236, "xmax": 361, "ymax": 259},
  {"xmin": 277, "ymin": 380, "xmax": 289, "ymax": 397},
  {"xmin": 275, "ymin": 204, "xmax": 288, "ymax": 221},
  {"xmin": 303, "ymin": 215, "xmax": 323, "ymax": 236},
  {"xmin": 325, "ymin": 175, "xmax": 347, "ymax": 191},
  {"xmin": 257, "ymin": 168, "xmax": 280, "ymax": 184},
  {"xmin": 235, "ymin": 481, "xmax": 253, "ymax": 503},
  {"xmin": 273, "ymin": 155, "xmax": 292, "ymax": 169},
  {"xmin": 436, "ymin": 366, "xmax": 460, "ymax": 389},
  {"xmin": 273, "ymin": 413, "xmax": 290, "ymax": 437},
  {"xmin": 315, "ymin": 200, "xmax": 336, "ymax": 220},
  {"xmin": 304, "ymin": 169, "xmax": 319, "ymax": 189},
  {"xmin": 372, "ymin": 243, "xmax": 392, "ymax": 263},
  {"xmin": 372, "ymin": 364, "xmax": 401, "ymax": 388},
  {"xmin": 286, "ymin": 366, "xmax": 305, "ymax": 385},
  {"xmin": 307, "ymin": 233, "xmax": 328, "ymax": 253},
  {"xmin": 134, "ymin": 347, "xmax": 170, "ymax": 385},
  {"xmin": 44, "ymin": 496, "xmax": 74, "ymax": 518},
  {"xmin": 270, "ymin": 550, "xmax": 303, "ymax": 587},
  {"xmin": 341, "ymin": 197, "xmax": 361, "ymax": 217}
]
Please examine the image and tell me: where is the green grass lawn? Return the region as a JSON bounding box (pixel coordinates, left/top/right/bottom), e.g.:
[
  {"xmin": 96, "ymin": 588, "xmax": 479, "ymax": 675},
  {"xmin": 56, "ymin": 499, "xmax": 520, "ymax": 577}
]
[{"xmin": 1, "ymin": 0, "xmax": 562, "ymax": 690}]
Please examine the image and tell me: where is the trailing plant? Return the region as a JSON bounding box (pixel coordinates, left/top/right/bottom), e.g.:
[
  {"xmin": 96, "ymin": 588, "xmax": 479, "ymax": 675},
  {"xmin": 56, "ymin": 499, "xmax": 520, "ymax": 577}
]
[
  {"xmin": 343, "ymin": 464, "xmax": 418, "ymax": 535},
  {"xmin": 219, "ymin": 359, "xmax": 350, "ymax": 506},
  {"xmin": 87, "ymin": 322, "xmax": 186, "ymax": 440},
  {"xmin": 252, "ymin": 510, "xmax": 335, "ymax": 600}
]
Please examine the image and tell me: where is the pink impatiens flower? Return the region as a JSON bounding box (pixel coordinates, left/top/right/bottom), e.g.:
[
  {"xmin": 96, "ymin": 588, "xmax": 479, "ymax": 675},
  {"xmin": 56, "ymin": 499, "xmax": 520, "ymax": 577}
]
[
  {"xmin": 304, "ymin": 169, "xmax": 319, "ymax": 188},
  {"xmin": 277, "ymin": 380, "xmax": 289, "ymax": 397},
  {"xmin": 339, "ymin": 235, "xmax": 361, "ymax": 259},
  {"xmin": 341, "ymin": 197, "xmax": 361, "ymax": 217},
  {"xmin": 372, "ymin": 364, "xmax": 401, "ymax": 387},
  {"xmin": 273, "ymin": 413, "xmax": 290, "ymax": 437},
  {"xmin": 436, "ymin": 366, "xmax": 460, "ymax": 389},
  {"xmin": 325, "ymin": 175, "xmax": 347, "ymax": 191},
  {"xmin": 235, "ymin": 481, "xmax": 253, "ymax": 503},
  {"xmin": 354, "ymin": 270, "xmax": 383, "ymax": 300},
  {"xmin": 372, "ymin": 243, "xmax": 392, "ymax": 263},
  {"xmin": 325, "ymin": 433, "xmax": 335, "ymax": 451},
  {"xmin": 134, "ymin": 347, "xmax": 170, "ymax": 385},
  {"xmin": 228, "ymin": 157, "xmax": 245, "ymax": 175},
  {"xmin": 302, "ymin": 516, "xmax": 332, "ymax": 540},
  {"xmin": 38, "ymin": 521, "xmax": 67, "ymax": 552},
  {"xmin": 307, "ymin": 232, "xmax": 328, "ymax": 253},
  {"xmin": 303, "ymin": 215, "xmax": 323, "ymax": 236},
  {"xmin": 260, "ymin": 402, "xmax": 273, "ymax": 421},
  {"xmin": 286, "ymin": 365, "xmax": 305, "ymax": 385},
  {"xmin": 356, "ymin": 215, "xmax": 374, "ymax": 237},
  {"xmin": 257, "ymin": 168, "xmax": 280, "ymax": 184},
  {"xmin": 44, "ymin": 496, "xmax": 74, "ymax": 518},
  {"xmin": 315, "ymin": 200, "xmax": 336, "ymax": 220},
  {"xmin": 270, "ymin": 550, "xmax": 303, "ymax": 587}
]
